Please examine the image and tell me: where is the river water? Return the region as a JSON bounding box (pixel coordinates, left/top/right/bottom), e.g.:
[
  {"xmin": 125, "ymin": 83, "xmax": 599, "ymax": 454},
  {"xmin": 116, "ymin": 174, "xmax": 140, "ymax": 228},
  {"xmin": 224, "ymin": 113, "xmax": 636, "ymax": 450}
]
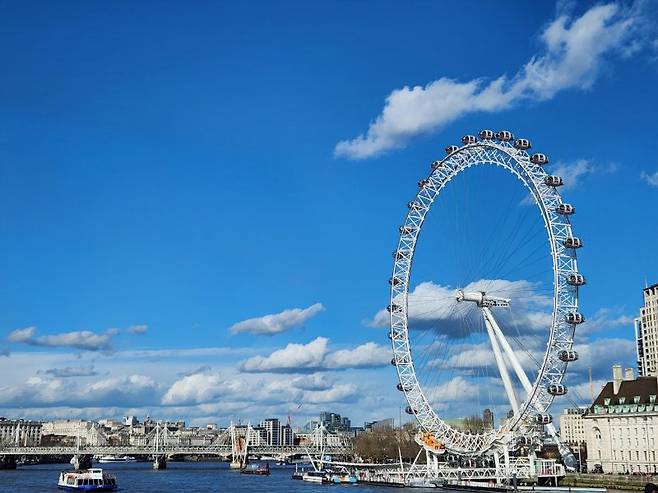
[
  {"xmin": 0, "ymin": 461, "xmax": 437, "ymax": 492},
  {"xmin": 0, "ymin": 462, "xmax": 635, "ymax": 493}
]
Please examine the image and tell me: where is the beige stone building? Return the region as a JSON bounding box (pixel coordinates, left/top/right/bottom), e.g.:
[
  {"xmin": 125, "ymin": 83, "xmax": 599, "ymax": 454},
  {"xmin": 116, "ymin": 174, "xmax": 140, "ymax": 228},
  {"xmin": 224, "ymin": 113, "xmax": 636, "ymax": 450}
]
[
  {"xmin": 584, "ymin": 365, "xmax": 658, "ymax": 474},
  {"xmin": 0, "ymin": 418, "xmax": 42, "ymax": 446},
  {"xmin": 41, "ymin": 419, "xmax": 107, "ymax": 446},
  {"xmin": 636, "ymin": 283, "xmax": 658, "ymax": 377},
  {"xmin": 559, "ymin": 408, "xmax": 587, "ymax": 445}
]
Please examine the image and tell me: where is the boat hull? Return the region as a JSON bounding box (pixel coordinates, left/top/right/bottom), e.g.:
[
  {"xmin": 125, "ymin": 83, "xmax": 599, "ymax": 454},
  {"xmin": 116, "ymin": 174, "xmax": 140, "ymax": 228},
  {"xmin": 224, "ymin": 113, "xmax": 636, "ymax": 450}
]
[{"xmin": 58, "ymin": 486, "xmax": 117, "ymax": 492}]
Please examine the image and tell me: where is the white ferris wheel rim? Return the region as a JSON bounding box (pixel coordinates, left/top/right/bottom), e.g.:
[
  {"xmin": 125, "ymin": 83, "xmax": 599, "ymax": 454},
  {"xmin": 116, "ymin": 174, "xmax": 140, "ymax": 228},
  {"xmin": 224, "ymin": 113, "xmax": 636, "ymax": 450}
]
[{"xmin": 389, "ymin": 133, "xmax": 581, "ymax": 456}]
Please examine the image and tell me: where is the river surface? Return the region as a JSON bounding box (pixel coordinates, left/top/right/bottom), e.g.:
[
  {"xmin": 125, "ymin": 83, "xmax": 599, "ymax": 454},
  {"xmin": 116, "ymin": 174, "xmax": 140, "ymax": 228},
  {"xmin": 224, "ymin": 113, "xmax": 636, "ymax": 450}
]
[
  {"xmin": 0, "ymin": 462, "xmax": 634, "ymax": 493},
  {"xmin": 0, "ymin": 461, "xmax": 437, "ymax": 493}
]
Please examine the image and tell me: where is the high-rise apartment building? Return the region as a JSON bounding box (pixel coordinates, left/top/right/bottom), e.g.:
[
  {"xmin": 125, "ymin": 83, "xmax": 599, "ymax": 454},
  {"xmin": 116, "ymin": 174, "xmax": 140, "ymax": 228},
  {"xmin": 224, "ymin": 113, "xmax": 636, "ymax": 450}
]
[
  {"xmin": 636, "ymin": 283, "xmax": 658, "ymax": 377},
  {"xmin": 260, "ymin": 418, "xmax": 280, "ymax": 446},
  {"xmin": 280, "ymin": 423, "xmax": 293, "ymax": 445},
  {"xmin": 559, "ymin": 408, "xmax": 587, "ymax": 444}
]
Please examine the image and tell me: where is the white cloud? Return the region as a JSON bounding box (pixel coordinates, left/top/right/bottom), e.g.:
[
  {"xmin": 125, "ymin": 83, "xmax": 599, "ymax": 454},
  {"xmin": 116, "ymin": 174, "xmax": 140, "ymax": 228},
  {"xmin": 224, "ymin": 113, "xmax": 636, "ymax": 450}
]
[
  {"xmin": 8, "ymin": 326, "xmax": 36, "ymax": 343},
  {"xmin": 292, "ymin": 373, "xmax": 335, "ymax": 391},
  {"xmin": 369, "ymin": 279, "xmax": 551, "ymax": 339},
  {"xmin": 572, "ymin": 337, "xmax": 637, "ymax": 377},
  {"xmin": 424, "ymin": 376, "xmax": 481, "ymax": 404},
  {"xmin": 86, "ymin": 375, "xmax": 160, "ymax": 407},
  {"xmin": 324, "ymin": 342, "xmax": 390, "ymax": 369},
  {"xmin": 162, "ymin": 372, "xmax": 223, "ymax": 406},
  {"xmin": 161, "ymin": 369, "xmax": 357, "ymax": 408},
  {"xmin": 553, "ymin": 159, "xmax": 617, "ymax": 190},
  {"xmin": 566, "ymin": 379, "xmax": 608, "ymax": 405},
  {"xmin": 0, "ymin": 374, "xmax": 160, "ymax": 408},
  {"xmin": 229, "ymin": 303, "xmax": 325, "ymax": 336},
  {"xmin": 239, "ymin": 337, "xmax": 390, "ymax": 373},
  {"xmin": 7, "ymin": 326, "xmax": 117, "ymax": 351},
  {"xmin": 335, "ymin": 3, "xmax": 642, "ymax": 159},
  {"xmin": 240, "ymin": 337, "xmax": 329, "ymax": 372},
  {"xmin": 304, "ymin": 384, "xmax": 358, "ymax": 404},
  {"xmin": 641, "ymin": 170, "xmax": 658, "ymax": 187},
  {"xmin": 578, "ymin": 307, "xmax": 635, "ymax": 336},
  {"xmin": 128, "ymin": 324, "xmax": 148, "ymax": 334}
]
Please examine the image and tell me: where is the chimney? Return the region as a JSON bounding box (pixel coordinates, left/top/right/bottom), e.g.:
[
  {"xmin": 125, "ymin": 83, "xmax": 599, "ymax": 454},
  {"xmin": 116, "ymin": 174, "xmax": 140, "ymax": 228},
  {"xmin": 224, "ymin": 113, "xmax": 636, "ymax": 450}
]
[
  {"xmin": 624, "ymin": 368, "xmax": 634, "ymax": 381},
  {"xmin": 613, "ymin": 364, "xmax": 623, "ymax": 394}
]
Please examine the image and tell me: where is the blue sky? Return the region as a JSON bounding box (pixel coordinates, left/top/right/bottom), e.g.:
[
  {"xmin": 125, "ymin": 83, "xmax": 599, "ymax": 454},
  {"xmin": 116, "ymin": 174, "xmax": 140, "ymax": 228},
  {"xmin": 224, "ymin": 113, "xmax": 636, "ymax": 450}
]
[{"xmin": 1, "ymin": 1, "xmax": 657, "ymax": 428}]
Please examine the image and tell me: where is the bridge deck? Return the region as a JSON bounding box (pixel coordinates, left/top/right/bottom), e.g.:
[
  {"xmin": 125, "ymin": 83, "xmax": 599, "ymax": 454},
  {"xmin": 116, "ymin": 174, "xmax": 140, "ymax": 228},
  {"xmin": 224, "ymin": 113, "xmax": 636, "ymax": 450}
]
[{"xmin": 0, "ymin": 445, "xmax": 351, "ymax": 456}]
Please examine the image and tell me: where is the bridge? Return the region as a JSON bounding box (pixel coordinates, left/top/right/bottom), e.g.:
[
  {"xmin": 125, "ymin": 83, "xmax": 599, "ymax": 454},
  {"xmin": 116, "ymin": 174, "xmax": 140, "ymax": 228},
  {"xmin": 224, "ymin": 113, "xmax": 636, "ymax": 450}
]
[
  {"xmin": 0, "ymin": 422, "xmax": 353, "ymax": 470},
  {"xmin": 0, "ymin": 444, "xmax": 352, "ymax": 457}
]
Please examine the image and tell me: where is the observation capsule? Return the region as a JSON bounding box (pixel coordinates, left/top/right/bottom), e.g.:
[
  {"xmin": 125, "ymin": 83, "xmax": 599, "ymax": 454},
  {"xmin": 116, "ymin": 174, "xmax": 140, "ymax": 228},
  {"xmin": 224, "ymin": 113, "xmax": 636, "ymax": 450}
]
[
  {"xmin": 387, "ymin": 303, "xmax": 402, "ymax": 313},
  {"xmin": 556, "ymin": 203, "xmax": 576, "ymax": 215},
  {"xmin": 530, "ymin": 153, "xmax": 549, "ymax": 165},
  {"xmin": 405, "ymin": 406, "xmax": 416, "ymax": 415},
  {"xmin": 418, "ymin": 179, "xmax": 430, "ymax": 189},
  {"xmin": 391, "ymin": 357, "xmax": 397, "ymax": 366},
  {"xmin": 514, "ymin": 138, "xmax": 532, "ymax": 150},
  {"xmin": 563, "ymin": 237, "xmax": 583, "ymax": 249},
  {"xmin": 547, "ymin": 384, "xmax": 567, "ymax": 396},
  {"xmin": 565, "ymin": 312, "xmax": 585, "ymax": 324},
  {"xmin": 535, "ymin": 413, "xmax": 553, "ymax": 425},
  {"xmin": 462, "ymin": 135, "xmax": 477, "ymax": 145},
  {"xmin": 399, "ymin": 225, "xmax": 415, "ymax": 234},
  {"xmin": 397, "ymin": 383, "xmax": 412, "ymax": 392},
  {"xmin": 545, "ymin": 176, "xmax": 563, "ymax": 187},
  {"xmin": 389, "ymin": 277, "xmax": 402, "ymax": 286},
  {"xmin": 431, "ymin": 160, "xmax": 444, "ymax": 170},
  {"xmin": 496, "ymin": 130, "xmax": 514, "ymax": 141},
  {"xmin": 567, "ymin": 273, "xmax": 586, "ymax": 286},
  {"xmin": 408, "ymin": 201, "xmax": 422, "ymax": 210},
  {"xmin": 558, "ymin": 350, "xmax": 579, "ymax": 362},
  {"xmin": 516, "ymin": 436, "xmax": 531, "ymax": 446},
  {"xmin": 479, "ymin": 129, "xmax": 495, "ymax": 140},
  {"xmin": 445, "ymin": 145, "xmax": 459, "ymax": 154}
]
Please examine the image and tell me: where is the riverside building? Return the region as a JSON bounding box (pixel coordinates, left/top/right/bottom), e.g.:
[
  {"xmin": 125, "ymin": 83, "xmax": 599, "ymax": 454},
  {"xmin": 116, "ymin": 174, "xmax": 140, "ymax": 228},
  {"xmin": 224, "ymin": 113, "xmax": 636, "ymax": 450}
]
[
  {"xmin": 559, "ymin": 408, "xmax": 587, "ymax": 445},
  {"xmin": 636, "ymin": 283, "xmax": 658, "ymax": 377},
  {"xmin": 0, "ymin": 418, "xmax": 42, "ymax": 446},
  {"xmin": 260, "ymin": 418, "xmax": 280, "ymax": 446},
  {"xmin": 584, "ymin": 365, "xmax": 658, "ymax": 474},
  {"xmin": 41, "ymin": 419, "xmax": 108, "ymax": 446}
]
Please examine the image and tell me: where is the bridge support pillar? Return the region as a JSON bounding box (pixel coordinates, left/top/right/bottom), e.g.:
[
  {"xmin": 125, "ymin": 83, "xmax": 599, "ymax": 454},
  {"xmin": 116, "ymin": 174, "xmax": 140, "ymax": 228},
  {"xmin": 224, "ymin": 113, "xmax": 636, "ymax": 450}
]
[
  {"xmin": 153, "ymin": 455, "xmax": 167, "ymax": 470},
  {"xmin": 72, "ymin": 454, "xmax": 93, "ymax": 470},
  {"xmin": 0, "ymin": 455, "xmax": 17, "ymax": 470}
]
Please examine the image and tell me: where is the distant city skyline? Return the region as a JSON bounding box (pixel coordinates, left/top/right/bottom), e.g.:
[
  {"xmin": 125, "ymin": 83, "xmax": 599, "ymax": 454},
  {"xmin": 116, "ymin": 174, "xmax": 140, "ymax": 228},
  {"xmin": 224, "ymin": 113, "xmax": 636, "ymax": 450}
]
[{"xmin": 1, "ymin": 0, "xmax": 658, "ymax": 427}]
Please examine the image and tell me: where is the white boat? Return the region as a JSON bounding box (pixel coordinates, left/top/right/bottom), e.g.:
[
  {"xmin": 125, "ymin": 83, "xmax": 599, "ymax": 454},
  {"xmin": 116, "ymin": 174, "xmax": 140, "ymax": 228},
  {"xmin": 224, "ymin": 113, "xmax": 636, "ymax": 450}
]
[
  {"xmin": 57, "ymin": 468, "xmax": 117, "ymax": 491},
  {"xmin": 97, "ymin": 455, "xmax": 136, "ymax": 463},
  {"xmin": 302, "ymin": 470, "xmax": 330, "ymax": 483}
]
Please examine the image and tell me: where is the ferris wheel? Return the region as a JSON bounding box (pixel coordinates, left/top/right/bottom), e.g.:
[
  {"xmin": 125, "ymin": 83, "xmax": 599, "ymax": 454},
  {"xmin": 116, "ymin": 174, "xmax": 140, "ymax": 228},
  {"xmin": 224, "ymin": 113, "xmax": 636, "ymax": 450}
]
[{"xmin": 388, "ymin": 130, "xmax": 584, "ymax": 461}]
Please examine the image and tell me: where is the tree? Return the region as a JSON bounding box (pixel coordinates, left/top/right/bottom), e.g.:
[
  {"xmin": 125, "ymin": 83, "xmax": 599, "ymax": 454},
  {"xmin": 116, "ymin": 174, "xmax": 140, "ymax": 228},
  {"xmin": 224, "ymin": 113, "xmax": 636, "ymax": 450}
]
[
  {"xmin": 354, "ymin": 423, "xmax": 422, "ymax": 463},
  {"xmin": 461, "ymin": 415, "xmax": 486, "ymax": 434}
]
